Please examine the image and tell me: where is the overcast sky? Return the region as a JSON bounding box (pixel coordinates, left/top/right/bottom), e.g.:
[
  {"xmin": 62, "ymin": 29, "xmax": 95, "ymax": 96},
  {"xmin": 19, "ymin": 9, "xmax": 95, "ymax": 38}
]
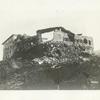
[{"xmin": 0, "ymin": 0, "xmax": 100, "ymax": 60}]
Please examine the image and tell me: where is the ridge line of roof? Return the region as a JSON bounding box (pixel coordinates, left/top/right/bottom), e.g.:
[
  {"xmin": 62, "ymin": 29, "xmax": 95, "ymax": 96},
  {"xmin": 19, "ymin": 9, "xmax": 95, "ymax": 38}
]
[
  {"xmin": 36, "ymin": 26, "xmax": 75, "ymax": 35},
  {"xmin": 2, "ymin": 34, "xmax": 15, "ymax": 45}
]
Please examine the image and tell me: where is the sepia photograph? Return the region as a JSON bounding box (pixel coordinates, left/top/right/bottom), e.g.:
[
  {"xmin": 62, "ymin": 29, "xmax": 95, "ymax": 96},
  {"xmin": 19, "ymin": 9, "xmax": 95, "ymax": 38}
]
[{"xmin": 0, "ymin": 0, "xmax": 100, "ymax": 91}]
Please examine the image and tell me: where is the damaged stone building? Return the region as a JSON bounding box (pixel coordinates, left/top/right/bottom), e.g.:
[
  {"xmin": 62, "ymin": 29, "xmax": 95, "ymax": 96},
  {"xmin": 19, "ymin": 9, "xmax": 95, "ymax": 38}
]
[
  {"xmin": 2, "ymin": 27, "xmax": 93, "ymax": 61},
  {"xmin": 2, "ymin": 34, "xmax": 33, "ymax": 60},
  {"xmin": 74, "ymin": 34, "xmax": 93, "ymax": 54}
]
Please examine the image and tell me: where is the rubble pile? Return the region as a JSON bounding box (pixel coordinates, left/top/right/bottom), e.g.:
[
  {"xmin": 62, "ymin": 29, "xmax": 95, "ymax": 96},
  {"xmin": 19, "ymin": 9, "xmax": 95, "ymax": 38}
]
[{"xmin": 32, "ymin": 41, "xmax": 83, "ymax": 68}]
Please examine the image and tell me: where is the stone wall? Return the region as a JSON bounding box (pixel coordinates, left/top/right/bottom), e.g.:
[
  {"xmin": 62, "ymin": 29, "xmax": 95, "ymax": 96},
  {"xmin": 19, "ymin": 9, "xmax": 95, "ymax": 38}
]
[{"xmin": 3, "ymin": 35, "xmax": 17, "ymax": 60}]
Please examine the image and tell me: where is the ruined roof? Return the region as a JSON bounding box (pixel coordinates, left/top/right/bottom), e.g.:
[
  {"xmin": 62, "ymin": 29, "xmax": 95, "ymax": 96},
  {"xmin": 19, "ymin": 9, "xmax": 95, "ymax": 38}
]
[
  {"xmin": 37, "ymin": 27, "xmax": 75, "ymax": 41},
  {"xmin": 2, "ymin": 34, "xmax": 32, "ymax": 45},
  {"xmin": 2, "ymin": 34, "xmax": 16, "ymax": 45}
]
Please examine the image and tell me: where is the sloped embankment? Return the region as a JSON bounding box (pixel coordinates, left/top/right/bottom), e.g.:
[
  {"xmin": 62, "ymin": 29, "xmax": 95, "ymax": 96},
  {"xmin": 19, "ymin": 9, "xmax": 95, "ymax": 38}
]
[{"xmin": 0, "ymin": 55, "xmax": 100, "ymax": 89}]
